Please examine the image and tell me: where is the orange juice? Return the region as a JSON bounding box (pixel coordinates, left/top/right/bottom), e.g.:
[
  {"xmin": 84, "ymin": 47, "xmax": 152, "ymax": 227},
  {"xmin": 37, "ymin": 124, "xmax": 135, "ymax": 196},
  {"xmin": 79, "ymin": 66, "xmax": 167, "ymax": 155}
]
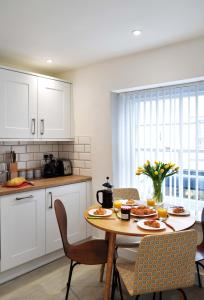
[
  {"xmin": 157, "ymin": 207, "xmax": 168, "ymax": 218},
  {"xmin": 114, "ymin": 200, "xmax": 122, "ymax": 209},
  {"xmin": 147, "ymin": 199, "xmax": 156, "ymax": 207}
]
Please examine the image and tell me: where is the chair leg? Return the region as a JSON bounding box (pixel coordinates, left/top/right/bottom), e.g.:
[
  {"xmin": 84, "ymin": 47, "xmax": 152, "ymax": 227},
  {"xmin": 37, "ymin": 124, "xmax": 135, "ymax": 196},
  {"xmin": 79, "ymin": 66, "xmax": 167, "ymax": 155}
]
[
  {"xmin": 65, "ymin": 260, "xmax": 79, "ymax": 300},
  {"xmin": 111, "ymin": 264, "xmax": 117, "ymax": 300},
  {"xmin": 135, "ymin": 296, "xmax": 140, "ymax": 300},
  {"xmin": 177, "ymin": 288, "xmax": 187, "ymax": 300},
  {"xmin": 116, "ymin": 269, "xmax": 124, "ymax": 300},
  {"xmin": 196, "ymin": 262, "xmax": 202, "ymax": 288},
  {"xmin": 153, "ymin": 292, "xmax": 156, "ymax": 300},
  {"xmin": 159, "ymin": 291, "xmax": 162, "ymax": 300},
  {"xmin": 99, "ymin": 263, "xmax": 105, "ymax": 282}
]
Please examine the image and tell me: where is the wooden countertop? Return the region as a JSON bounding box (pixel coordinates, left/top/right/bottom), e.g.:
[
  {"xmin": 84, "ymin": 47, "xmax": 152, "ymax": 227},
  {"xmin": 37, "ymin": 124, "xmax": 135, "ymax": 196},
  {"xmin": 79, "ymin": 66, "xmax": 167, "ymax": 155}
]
[{"xmin": 0, "ymin": 175, "xmax": 92, "ymax": 196}]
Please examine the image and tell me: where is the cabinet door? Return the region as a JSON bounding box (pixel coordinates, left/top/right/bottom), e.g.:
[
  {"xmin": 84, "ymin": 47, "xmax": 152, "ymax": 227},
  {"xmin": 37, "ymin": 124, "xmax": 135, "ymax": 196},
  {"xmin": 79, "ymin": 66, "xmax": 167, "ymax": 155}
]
[
  {"xmin": 46, "ymin": 183, "xmax": 87, "ymax": 254},
  {"xmin": 0, "ymin": 69, "xmax": 37, "ymax": 138},
  {"xmin": 38, "ymin": 77, "xmax": 71, "ymax": 139},
  {"xmin": 0, "ymin": 190, "xmax": 45, "ymax": 271}
]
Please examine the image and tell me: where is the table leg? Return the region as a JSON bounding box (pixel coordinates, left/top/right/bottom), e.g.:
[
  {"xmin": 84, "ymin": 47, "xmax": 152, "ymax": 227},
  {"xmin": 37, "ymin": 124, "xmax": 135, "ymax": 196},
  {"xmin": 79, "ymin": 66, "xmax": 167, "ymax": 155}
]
[{"xmin": 103, "ymin": 232, "xmax": 116, "ymax": 300}]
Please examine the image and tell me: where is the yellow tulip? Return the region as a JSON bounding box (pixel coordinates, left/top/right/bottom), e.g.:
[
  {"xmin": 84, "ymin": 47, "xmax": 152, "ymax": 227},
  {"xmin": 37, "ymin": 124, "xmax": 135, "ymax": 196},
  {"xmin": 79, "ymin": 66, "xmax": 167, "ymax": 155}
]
[
  {"xmin": 160, "ymin": 169, "xmax": 164, "ymax": 173},
  {"xmin": 164, "ymin": 164, "xmax": 169, "ymax": 169},
  {"xmin": 136, "ymin": 171, "xmax": 141, "ymax": 175},
  {"xmin": 154, "ymin": 171, "xmax": 158, "ymax": 175},
  {"xmin": 155, "ymin": 160, "xmax": 159, "ymax": 165}
]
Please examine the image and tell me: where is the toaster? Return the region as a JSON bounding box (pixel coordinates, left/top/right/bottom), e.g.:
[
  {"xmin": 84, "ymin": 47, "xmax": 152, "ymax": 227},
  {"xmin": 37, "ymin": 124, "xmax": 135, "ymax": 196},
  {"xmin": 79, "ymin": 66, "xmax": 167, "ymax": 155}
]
[{"xmin": 56, "ymin": 159, "xmax": 72, "ymax": 176}]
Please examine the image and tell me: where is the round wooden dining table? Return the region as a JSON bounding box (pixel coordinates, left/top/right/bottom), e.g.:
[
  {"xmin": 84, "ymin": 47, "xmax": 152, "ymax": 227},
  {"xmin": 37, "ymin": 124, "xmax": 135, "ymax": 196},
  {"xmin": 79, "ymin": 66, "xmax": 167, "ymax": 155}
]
[{"xmin": 84, "ymin": 204, "xmax": 195, "ymax": 300}]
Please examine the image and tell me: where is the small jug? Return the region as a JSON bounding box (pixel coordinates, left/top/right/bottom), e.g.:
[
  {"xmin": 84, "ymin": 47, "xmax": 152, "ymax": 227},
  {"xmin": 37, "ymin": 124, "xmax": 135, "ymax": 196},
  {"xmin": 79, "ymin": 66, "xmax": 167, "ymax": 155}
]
[{"xmin": 96, "ymin": 177, "xmax": 113, "ymax": 208}]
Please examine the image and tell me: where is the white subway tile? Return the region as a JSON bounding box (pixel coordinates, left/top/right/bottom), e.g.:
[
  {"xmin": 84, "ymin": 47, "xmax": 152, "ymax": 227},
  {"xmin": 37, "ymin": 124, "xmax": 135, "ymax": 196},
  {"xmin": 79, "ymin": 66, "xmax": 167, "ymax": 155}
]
[
  {"xmin": 0, "ymin": 146, "xmax": 11, "ymax": 154},
  {"xmin": 59, "ymin": 152, "xmax": 69, "ymax": 159},
  {"xmin": 68, "ymin": 152, "xmax": 79, "ymax": 159},
  {"xmin": 72, "ymin": 167, "xmax": 80, "ymax": 175},
  {"xmin": 85, "ymin": 145, "xmax": 91, "ymax": 153},
  {"xmin": 58, "ymin": 144, "xmax": 63, "ymax": 151},
  {"xmin": 78, "ymin": 153, "xmax": 91, "ymax": 161},
  {"xmin": 73, "ymin": 160, "xmax": 85, "ymax": 168},
  {"xmin": 80, "ymin": 168, "xmax": 91, "ymax": 176},
  {"xmin": 19, "ymin": 153, "xmax": 33, "ymax": 162},
  {"xmin": 33, "ymin": 152, "xmax": 44, "ymax": 160},
  {"xmin": 85, "ymin": 161, "xmax": 91, "ymax": 169},
  {"xmin": 52, "ymin": 144, "xmax": 59, "ymax": 152},
  {"xmin": 12, "ymin": 145, "xmax": 26, "ymax": 153},
  {"xmin": 78, "ymin": 136, "xmax": 91, "ymax": 144},
  {"xmin": 74, "ymin": 145, "xmax": 84, "ymax": 153},
  {"xmin": 27, "ymin": 145, "xmax": 39, "ymax": 153},
  {"xmin": 39, "ymin": 144, "xmax": 53, "ymax": 153},
  {"xmin": 17, "ymin": 161, "xmax": 26, "ymax": 169},
  {"xmin": 27, "ymin": 161, "xmax": 41, "ymax": 169},
  {"xmin": 62, "ymin": 144, "xmax": 74, "ymax": 152}
]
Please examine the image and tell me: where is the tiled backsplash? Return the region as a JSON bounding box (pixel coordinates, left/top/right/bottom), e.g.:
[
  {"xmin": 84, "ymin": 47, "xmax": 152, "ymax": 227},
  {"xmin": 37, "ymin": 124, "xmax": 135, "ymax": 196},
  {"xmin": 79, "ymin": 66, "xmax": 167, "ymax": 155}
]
[{"xmin": 0, "ymin": 137, "xmax": 91, "ymax": 177}]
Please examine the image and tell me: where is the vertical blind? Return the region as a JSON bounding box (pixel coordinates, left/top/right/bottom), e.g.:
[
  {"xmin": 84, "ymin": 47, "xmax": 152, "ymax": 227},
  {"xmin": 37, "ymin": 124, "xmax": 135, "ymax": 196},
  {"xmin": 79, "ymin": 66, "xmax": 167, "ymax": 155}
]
[{"xmin": 113, "ymin": 81, "xmax": 204, "ymax": 218}]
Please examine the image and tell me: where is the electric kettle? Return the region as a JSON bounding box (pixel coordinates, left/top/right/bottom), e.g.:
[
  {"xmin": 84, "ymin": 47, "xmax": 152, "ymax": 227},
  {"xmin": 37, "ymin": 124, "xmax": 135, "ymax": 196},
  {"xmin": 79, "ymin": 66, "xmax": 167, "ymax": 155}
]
[{"xmin": 96, "ymin": 177, "xmax": 113, "ymax": 208}]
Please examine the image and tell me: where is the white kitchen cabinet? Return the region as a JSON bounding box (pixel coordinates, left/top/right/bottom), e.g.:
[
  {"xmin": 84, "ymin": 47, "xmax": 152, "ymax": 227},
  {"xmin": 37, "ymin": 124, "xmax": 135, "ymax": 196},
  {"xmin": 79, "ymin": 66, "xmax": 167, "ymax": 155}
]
[
  {"xmin": 45, "ymin": 183, "xmax": 87, "ymax": 254},
  {"xmin": 0, "ymin": 67, "xmax": 73, "ymax": 140},
  {"xmin": 0, "ymin": 69, "xmax": 38, "ymax": 139},
  {"xmin": 38, "ymin": 77, "xmax": 71, "ymax": 139},
  {"xmin": 0, "ymin": 189, "xmax": 45, "ymax": 271}
]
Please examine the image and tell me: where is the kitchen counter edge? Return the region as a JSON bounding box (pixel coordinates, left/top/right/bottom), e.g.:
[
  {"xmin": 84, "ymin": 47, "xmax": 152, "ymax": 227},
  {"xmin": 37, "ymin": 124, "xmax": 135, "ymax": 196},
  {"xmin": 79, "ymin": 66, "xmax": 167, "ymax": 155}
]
[{"xmin": 0, "ymin": 175, "xmax": 92, "ymax": 196}]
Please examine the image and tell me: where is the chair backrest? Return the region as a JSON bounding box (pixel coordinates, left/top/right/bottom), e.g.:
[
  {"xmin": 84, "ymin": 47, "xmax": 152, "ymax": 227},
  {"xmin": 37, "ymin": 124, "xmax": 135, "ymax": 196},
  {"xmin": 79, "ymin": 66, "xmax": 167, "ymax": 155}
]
[
  {"xmin": 54, "ymin": 199, "xmax": 69, "ymax": 255},
  {"xmin": 113, "ymin": 188, "xmax": 140, "ymax": 200},
  {"xmin": 201, "ymin": 207, "xmax": 204, "ymax": 245},
  {"xmin": 133, "ymin": 230, "xmax": 197, "ymax": 294}
]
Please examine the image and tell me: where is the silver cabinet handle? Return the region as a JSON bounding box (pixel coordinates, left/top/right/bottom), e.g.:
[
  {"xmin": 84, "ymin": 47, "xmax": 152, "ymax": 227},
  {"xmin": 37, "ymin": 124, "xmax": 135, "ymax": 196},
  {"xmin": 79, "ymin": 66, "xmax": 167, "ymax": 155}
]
[
  {"xmin": 48, "ymin": 192, "xmax": 53, "ymax": 209},
  {"xmin": 40, "ymin": 119, "xmax": 44, "ymax": 135},
  {"xmin": 31, "ymin": 118, "xmax": 36, "ymax": 135},
  {"xmin": 16, "ymin": 195, "xmax": 34, "ymax": 201}
]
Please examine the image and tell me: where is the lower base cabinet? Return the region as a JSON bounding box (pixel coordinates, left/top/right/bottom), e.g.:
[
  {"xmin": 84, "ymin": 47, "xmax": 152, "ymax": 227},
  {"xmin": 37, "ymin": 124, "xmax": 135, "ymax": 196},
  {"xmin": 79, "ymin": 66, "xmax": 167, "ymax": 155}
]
[
  {"xmin": 45, "ymin": 183, "xmax": 87, "ymax": 253},
  {"xmin": 0, "ymin": 190, "xmax": 45, "ymax": 271},
  {"xmin": 0, "ymin": 181, "xmax": 90, "ymax": 272}
]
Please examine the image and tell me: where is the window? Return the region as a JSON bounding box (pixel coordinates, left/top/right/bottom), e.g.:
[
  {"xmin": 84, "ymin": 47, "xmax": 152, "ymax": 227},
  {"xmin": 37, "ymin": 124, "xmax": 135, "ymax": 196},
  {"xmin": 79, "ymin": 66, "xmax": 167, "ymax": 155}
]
[{"xmin": 112, "ymin": 80, "xmax": 204, "ymax": 218}]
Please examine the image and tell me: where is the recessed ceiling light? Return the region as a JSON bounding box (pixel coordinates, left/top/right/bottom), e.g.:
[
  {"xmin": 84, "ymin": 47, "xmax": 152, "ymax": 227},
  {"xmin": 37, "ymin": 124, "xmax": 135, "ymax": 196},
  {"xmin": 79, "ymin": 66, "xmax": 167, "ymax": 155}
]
[
  {"xmin": 132, "ymin": 30, "xmax": 142, "ymax": 36},
  {"xmin": 46, "ymin": 59, "xmax": 53, "ymax": 64}
]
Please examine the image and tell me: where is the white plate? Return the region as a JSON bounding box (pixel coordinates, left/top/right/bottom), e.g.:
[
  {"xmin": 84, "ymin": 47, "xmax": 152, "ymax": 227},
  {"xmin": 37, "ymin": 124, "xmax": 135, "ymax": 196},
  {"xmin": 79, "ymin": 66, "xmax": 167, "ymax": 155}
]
[
  {"xmin": 88, "ymin": 208, "xmax": 112, "ymax": 217},
  {"xmin": 130, "ymin": 209, "xmax": 157, "ymax": 218},
  {"xmin": 168, "ymin": 208, "xmax": 190, "ymax": 216},
  {"xmin": 121, "ymin": 199, "xmax": 140, "ymax": 206},
  {"xmin": 137, "ymin": 220, "xmax": 166, "ymax": 231}
]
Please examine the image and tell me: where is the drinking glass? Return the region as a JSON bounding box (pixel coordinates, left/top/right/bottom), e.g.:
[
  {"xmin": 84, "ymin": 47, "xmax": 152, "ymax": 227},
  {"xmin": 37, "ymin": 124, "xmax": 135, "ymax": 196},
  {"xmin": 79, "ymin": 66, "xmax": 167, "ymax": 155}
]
[{"xmin": 157, "ymin": 207, "xmax": 168, "ymax": 220}]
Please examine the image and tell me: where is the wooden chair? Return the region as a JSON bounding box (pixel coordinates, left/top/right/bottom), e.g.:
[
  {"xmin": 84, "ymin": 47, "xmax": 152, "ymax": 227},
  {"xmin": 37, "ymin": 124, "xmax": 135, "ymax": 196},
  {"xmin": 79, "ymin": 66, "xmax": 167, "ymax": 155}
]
[
  {"xmin": 100, "ymin": 188, "xmax": 140, "ymax": 282},
  {"xmin": 54, "ymin": 199, "xmax": 108, "ymax": 300},
  {"xmin": 112, "ymin": 230, "xmax": 197, "ymax": 300},
  {"xmin": 196, "ymin": 207, "xmax": 204, "ymax": 288}
]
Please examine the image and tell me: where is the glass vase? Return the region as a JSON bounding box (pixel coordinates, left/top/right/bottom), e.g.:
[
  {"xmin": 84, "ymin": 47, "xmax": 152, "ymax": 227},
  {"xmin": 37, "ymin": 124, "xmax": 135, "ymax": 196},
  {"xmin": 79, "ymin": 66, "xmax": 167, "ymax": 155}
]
[{"xmin": 152, "ymin": 179, "xmax": 163, "ymax": 204}]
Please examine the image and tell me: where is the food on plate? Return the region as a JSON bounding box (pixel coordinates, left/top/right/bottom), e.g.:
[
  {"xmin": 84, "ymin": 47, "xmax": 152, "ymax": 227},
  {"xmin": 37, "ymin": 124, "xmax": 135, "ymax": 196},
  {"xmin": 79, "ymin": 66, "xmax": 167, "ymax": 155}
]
[
  {"xmin": 94, "ymin": 207, "xmax": 106, "ymax": 215},
  {"xmin": 6, "ymin": 177, "xmax": 26, "ymax": 187},
  {"xmin": 126, "ymin": 199, "xmax": 135, "ymax": 205},
  {"xmin": 173, "ymin": 207, "xmax": 185, "ymax": 213},
  {"xmin": 131, "ymin": 205, "xmax": 155, "ymax": 216},
  {"xmin": 144, "ymin": 220, "xmax": 161, "ymax": 228}
]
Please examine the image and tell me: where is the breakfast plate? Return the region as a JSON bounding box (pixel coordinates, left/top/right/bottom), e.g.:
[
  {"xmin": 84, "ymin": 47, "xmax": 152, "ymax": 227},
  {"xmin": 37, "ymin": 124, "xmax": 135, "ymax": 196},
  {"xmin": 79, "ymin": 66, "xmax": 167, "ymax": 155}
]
[
  {"xmin": 130, "ymin": 208, "xmax": 157, "ymax": 218},
  {"xmin": 167, "ymin": 208, "xmax": 190, "ymax": 216},
  {"xmin": 121, "ymin": 199, "xmax": 140, "ymax": 206},
  {"xmin": 88, "ymin": 208, "xmax": 112, "ymax": 217},
  {"xmin": 137, "ymin": 220, "xmax": 166, "ymax": 231}
]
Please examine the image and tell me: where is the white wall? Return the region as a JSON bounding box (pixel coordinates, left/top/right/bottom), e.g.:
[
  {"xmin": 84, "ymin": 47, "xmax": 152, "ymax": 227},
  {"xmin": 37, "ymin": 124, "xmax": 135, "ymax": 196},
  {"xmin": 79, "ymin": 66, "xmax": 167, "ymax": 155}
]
[{"xmin": 58, "ymin": 37, "xmax": 204, "ymax": 196}]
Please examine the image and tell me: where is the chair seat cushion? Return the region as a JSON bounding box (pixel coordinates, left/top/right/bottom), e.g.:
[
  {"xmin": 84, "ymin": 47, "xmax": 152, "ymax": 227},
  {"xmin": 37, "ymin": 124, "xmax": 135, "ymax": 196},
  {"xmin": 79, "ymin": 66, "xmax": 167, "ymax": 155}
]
[{"xmin": 116, "ymin": 235, "xmax": 141, "ymax": 248}]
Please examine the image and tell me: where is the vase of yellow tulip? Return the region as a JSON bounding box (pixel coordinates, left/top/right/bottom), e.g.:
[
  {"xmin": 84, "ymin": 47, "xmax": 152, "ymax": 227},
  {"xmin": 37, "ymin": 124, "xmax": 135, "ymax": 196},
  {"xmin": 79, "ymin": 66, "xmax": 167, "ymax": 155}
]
[{"xmin": 136, "ymin": 160, "xmax": 179, "ymax": 204}]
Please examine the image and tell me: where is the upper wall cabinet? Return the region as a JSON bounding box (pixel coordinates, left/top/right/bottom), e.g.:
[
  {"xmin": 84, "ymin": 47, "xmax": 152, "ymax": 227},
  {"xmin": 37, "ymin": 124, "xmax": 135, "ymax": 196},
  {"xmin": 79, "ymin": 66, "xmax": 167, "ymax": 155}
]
[{"xmin": 0, "ymin": 68, "xmax": 73, "ymax": 140}]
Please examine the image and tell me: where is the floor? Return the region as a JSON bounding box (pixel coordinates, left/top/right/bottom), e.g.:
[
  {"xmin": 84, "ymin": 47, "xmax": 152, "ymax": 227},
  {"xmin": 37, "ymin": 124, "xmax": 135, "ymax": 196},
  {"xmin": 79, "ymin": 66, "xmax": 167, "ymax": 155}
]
[{"xmin": 0, "ymin": 257, "xmax": 203, "ymax": 300}]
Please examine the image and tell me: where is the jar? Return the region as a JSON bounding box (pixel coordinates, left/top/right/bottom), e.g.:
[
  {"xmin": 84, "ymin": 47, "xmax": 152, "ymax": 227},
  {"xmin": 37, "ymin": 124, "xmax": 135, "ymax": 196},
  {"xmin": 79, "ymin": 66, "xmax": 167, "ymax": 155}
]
[
  {"xmin": 18, "ymin": 169, "xmax": 26, "ymax": 178},
  {"xmin": 120, "ymin": 206, "xmax": 131, "ymax": 221},
  {"xmin": 26, "ymin": 169, "xmax": 34, "ymax": 180},
  {"xmin": 34, "ymin": 168, "xmax": 41, "ymax": 179}
]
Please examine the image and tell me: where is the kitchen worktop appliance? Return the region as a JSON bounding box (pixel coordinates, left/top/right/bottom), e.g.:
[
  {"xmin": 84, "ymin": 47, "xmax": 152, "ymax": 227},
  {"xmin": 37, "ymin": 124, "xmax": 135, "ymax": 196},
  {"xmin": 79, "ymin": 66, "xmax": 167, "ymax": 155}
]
[{"xmin": 41, "ymin": 154, "xmax": 72, "ymax": 178}]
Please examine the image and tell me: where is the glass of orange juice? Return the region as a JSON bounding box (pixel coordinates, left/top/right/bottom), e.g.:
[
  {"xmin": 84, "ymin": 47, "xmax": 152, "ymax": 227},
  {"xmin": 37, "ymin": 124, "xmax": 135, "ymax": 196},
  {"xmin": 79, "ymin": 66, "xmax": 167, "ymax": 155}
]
[
  {"xmin": 113, "ymin": 200, "xmax": 122, "ymax": 210},
  {"xmin": 147, "ymin": 198, "xmax": 156, "ymax": 208},
  {"xmin": 157, "ymin": 207, "xmax": 168, "ymax": 220}
]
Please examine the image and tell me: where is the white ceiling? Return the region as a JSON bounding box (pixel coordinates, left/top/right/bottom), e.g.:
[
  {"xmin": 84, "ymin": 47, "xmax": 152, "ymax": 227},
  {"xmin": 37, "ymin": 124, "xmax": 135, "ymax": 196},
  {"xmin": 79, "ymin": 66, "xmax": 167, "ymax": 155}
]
[{"xmin": 0, "ymin": 0, "xmax": 204, "ymax": 73}]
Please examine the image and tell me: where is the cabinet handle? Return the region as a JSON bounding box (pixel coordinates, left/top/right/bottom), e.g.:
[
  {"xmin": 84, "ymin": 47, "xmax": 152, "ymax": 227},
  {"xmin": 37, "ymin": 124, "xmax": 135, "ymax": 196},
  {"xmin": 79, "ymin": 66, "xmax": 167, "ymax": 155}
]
[
  {"xmin": 49, "ymin": 192, "xmax": 53, "ymax": 209},
  {"xmin": 16, "ymin": 195, "xmax": 34, "ymax": 201},
  {"xmin": 31, "ymin": 118, "xmax": 36, "ymax": 135},
  {"xmin": 40, "ymin": 119, "xmax": 44, "ymax": 135}
]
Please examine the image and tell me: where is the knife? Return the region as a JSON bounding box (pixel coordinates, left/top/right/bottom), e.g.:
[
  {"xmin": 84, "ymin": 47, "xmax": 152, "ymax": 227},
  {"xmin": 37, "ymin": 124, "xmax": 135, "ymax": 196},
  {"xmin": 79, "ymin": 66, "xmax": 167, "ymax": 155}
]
[{"xmin": 87, "ymin": 216, "xmax": 115, "ymax": 220}]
